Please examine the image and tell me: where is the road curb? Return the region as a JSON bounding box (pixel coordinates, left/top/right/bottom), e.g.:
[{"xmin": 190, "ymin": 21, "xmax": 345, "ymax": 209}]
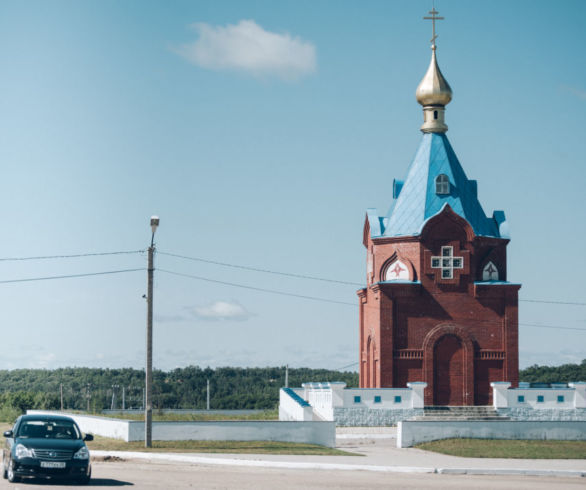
[
  {"xmin": 437, "ymin": 467, "xmax": 585, "ymax": 477},
  {"xmin": 91, "ymin": 451, "xmax": 586, "ymax": 477}
]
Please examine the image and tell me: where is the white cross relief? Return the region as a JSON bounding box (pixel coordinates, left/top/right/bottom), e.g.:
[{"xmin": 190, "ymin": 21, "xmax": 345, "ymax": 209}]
[
  {"xmin": 482, "ymin": 261, "xmax": 499, "ymax": 281},
  {"xmin": 431, "ymin": 246, "xmax": 463, "ymax": 280}
]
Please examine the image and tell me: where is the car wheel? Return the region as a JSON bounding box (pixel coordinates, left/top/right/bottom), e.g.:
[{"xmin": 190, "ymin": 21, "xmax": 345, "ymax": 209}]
[
  {"xmin": 7, "ymin": 461, "xmax": 19, "ymax": 483},
  {"xmin": 77, "ymin": 468, "xmax": 91, "ymax": 485}
]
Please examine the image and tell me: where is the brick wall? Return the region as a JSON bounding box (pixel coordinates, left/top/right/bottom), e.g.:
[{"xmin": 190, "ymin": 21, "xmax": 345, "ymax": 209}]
[{"xmin": 359, "ymin": 207, "xmax": 520, "ymax": 406}]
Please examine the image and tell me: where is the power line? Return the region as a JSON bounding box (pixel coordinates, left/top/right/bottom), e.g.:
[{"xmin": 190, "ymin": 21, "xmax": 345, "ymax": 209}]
[
  {"xmin": 158, "ymin": 251, "xmax": 363, "ymax": 286},
  {"xmin": 0, "ymin": 268, "xmax": 144, "ymax": 285},
  {"xmin": 158, "ymin": 268, "xmax": 586, "ymax": 333},
  {"xmin": 0, "ymin": 250, "xmax": 145, "ymax": 262},
  {"xmin": 159, "ymin": 250, "xmax": 586, "ymax": 307},
  {"xmin": 519, "ymin": 299, "xmax": 586, "ymax": 307},
  {"xmin": 334, "ymin": 361, "xmax": 360, "ymax": 371},
  {"xmin": 518, "ymin": 322, "xmax": 586, "ymax": 332},
  {"xmin": 158, "ymin": 269, "xmax": 357, "ymax": 307},
  {"xmin": 1, "ymin": 247, "xmax": 585, "ymax": 307}
]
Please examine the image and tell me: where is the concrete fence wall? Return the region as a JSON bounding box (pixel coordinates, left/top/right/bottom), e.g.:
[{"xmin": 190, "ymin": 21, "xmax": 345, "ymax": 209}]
[
  {"xmin": 397, "ymin": 420, "xmax": 586, "ymax": 448},
  {"xmin": 146, "ymin": 420, "xmax": 335, "ymax": 447},
  {"xmin": 286, "ymin": 381, "xmax": 428, "ymax": 425},
  {"xmin": 280, "ymin": 381, "xmax": 586, "ymax": 427},
  {"xmin": 491, "ymin": 382, "xmax": 586, "ymax": 420},
  {"xmin": 27, "ymin": 410, "xmax": 335, "ymax": 448}
]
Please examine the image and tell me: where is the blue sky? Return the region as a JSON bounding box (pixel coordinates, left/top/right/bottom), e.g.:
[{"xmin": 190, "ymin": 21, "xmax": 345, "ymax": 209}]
[{"xmin": 0, "ymin": 0, "xmax": 585, "ymax": 372}]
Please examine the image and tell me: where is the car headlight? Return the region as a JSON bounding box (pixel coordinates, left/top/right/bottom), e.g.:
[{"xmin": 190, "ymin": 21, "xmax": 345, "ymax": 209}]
[
  {"xmin": 15, "ymin": 444, "xmax": 34, "ymax": 459},
  {"xmin": 73, "ymin": 446, "xmax": 89, "ymax": 460}
]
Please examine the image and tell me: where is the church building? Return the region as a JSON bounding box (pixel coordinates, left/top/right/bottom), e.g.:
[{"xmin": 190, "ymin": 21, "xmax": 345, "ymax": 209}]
[{"xmin": 357, "ymin": 11, "xmax": 520, "ymax": 406}]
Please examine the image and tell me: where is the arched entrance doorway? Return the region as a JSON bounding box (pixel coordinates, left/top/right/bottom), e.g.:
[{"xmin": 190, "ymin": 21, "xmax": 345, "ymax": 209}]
[{"xmin": 433, "ymin": 334, "xmax": 464, "ymax": 405}]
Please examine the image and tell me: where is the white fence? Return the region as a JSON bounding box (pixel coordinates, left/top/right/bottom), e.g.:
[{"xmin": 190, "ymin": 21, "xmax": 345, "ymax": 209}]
[
  {"xmin": 27, "ymin": 411, "xmax": 335, "ymax": 448},
  {"xmin": 280, "ymin": 382, "xmax": 427, "ymax": 422},
  {"xmin": 491, "ymin": 382, "xmax": 586, "ymax": 409},
  {"xmin": 398, "ymin": 420, "xmax": 586, "ymax": 448}
]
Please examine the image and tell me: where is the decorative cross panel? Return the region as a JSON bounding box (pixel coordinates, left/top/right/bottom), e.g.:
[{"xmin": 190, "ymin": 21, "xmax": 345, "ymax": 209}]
[
  {"xmin": 431, "ymin": 246, "xmax": 462, "ymax": 279},
  {"xmin": 425, "ymin": 244, "xmax": 470, "ymax": 283}
]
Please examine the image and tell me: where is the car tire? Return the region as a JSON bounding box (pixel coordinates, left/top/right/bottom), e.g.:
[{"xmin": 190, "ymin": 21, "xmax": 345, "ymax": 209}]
[
  {"xmin": 7, "ymin": 461, "xmax": 19, "ymax": 483},
  {"xmin": 77, "ymin": 468, "xmax": 91, "ymax": 485}
]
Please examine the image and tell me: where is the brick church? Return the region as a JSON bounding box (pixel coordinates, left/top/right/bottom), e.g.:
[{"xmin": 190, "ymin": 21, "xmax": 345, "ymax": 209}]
[{"xmin": 357, "ymin": 15, "xmax": 520, "ymax": 406}]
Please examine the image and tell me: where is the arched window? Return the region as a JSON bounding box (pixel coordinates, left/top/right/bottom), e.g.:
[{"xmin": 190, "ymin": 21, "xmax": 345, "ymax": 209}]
[
  {"xmin": 433, "ymin": 110, "xmax": 438, "ymax": 120},
  {"xmin": 435, "ymin": 174, "xmax": 450, "ymax": 195}
]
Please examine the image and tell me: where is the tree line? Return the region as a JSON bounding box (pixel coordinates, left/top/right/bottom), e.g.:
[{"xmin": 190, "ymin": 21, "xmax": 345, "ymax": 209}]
[
  {"xmin": 0, "ymin": 360, "xmax": 584, "ymax": 421},
  {"xmin": 0, "ymin": 366, "xmax": 358, "ymax": 419}
]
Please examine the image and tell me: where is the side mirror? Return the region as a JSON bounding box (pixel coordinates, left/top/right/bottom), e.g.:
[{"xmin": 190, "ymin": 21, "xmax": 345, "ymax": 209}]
[
  {"xmin": 3, "ymin": 430, "xmax": 13, "ymax": 438},
  {"xmin": 83, "ymin": 434, "xmax": 94, "ymax": 442}
]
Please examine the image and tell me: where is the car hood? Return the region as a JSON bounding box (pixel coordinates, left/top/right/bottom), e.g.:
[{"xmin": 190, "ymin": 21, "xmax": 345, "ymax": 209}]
[{"xmin": 14, "ymin": 437, "xmax": 86, "ymax": 451}]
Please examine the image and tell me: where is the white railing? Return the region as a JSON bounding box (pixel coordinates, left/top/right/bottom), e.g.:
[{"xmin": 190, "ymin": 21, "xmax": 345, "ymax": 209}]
[{"xmin": 491, "ymin": 382, "xmax": 586, "ymax": 409}]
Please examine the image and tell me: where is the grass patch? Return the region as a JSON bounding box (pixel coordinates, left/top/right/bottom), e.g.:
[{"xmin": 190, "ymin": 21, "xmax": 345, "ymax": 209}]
[
  {"xmin": 86, "ymin": 435, "xmax": 354, "ymax": 456},
  {"xmin": 106, "ymin": 409, "xmax": 279, "ymax": 422},
  {"xmin": 417, "ymin": 438, "xmax": 586, "ymax": 459}
]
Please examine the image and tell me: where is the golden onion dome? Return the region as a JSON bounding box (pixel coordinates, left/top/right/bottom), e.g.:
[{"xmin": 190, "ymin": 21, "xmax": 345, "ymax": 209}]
[{"xmin": 416, "ymin": 47, "xmax": 452, "ymax": 107}]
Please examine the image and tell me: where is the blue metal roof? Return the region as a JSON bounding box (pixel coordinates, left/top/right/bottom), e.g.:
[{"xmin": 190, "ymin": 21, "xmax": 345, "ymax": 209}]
[{"xmin": 370, "ymin": 133, "xmax": 507, "ymax": 239}]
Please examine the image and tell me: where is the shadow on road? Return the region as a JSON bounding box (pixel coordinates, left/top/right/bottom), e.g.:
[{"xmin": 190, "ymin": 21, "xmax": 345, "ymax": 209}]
[
  {"xmin": 11, "ymin": 477, "xmax": 133, "ymax": 486},
  {"xmin": 88, "ymin": 478, "xmax": 134, "ymax": 486}
]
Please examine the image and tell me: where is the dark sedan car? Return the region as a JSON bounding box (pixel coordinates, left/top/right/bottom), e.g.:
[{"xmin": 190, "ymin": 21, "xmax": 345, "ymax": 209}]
[{"xmin": 2, "ymin": 414, "xmax": 93, "ymax": 484}]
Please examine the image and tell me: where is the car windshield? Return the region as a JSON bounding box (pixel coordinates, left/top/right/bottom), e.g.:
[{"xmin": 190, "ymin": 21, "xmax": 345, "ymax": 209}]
[{"xmin": 17, "ymin": 420, "xmax": 81, "ymax": 440}]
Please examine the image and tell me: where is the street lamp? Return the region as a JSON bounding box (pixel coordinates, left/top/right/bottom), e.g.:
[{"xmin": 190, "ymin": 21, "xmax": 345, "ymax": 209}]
[{"xmin": 145, "ymin": 215, "xmax": 159, "ymax": 448}]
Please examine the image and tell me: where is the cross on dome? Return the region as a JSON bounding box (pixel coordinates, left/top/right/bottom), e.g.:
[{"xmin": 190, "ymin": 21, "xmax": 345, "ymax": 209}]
[
  {"xmin": 416, "ymin": 7, "xmax": 452, "ymax": 133},
  {"xmin": 423, "ymin": 8, "xmax": 444, "ymax": 48}
]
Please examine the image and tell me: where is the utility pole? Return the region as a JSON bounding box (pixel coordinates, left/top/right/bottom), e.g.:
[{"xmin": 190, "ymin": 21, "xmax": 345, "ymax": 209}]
[
  {"xmin": 111, "ymin": 385, "xmax": 119, "ymax": 411},
  {"xmin": 60, "ymin": 384, "xmax": 64, "ymax": 411},
  {"xmin": 206, "ymin": 379, "xmax": 210, "ymax": 410},
  {"xmin": 285, "ymin": 365, "xmax": 289, "ymax": 388},
  {"xmin": 86, "ymin": 384, "xmax": 91, "ymax": 413},
  {"xmin": 122, "ymin": 386, "xmax": 126, "ymax": 411},
  {"xmin": 145, "ymin": 216, "xmax": 159, "ymax": 448}
]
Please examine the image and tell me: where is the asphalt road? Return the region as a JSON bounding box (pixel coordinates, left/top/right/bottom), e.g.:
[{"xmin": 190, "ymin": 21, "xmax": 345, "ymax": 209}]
[{"xmin": 1, "ymin": 460, "xmax": 584, "ymax": 490}]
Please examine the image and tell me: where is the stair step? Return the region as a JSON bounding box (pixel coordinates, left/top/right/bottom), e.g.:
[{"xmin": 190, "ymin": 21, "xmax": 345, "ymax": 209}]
[
  {"xmin": 417, "ymin": 405, "xmax": 509, "ymax": 421},
  {"xmin": 411, "ymin": 416, "xmax": 510, "ymax": 421}
]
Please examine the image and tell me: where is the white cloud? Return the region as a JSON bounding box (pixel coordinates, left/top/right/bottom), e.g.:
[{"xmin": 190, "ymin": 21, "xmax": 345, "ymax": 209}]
[
  {"xmin": 175, "ymin": 20, "xmax": 317, "ymax": 81},
  {"xmin": 192, "ymin": 300, "xmax": 253, "ymax": 321},
  {"xmin": 561, "ymin": 84, "xmax": 586, "ymax": 101}
]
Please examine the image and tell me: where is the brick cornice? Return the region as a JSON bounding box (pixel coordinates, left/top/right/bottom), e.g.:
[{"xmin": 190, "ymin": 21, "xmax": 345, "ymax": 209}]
[
  {"xmin": 474, "ymin": 282, "xmax": 521, "ymax": 299},
  {"xmin": 370, "ymin": 281, "xmax": 421, "ymax": 298}
]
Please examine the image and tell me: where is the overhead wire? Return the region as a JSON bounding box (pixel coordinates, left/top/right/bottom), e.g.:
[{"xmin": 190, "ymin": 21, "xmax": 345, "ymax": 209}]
[
  {"xmin": 158, "ymin": 269, "xmax": 357, "ymax": 307},
  {"xmin": 0, "ymin": 248, "xmax": 584, "ymax": 306},
  {"xmin": 158, "ymin": 250, "xmax": 586, "ymax": 307},
  {"xmin": 0, "ymin": 268, "xmax": 144, "ymax": 284},
  {"xmin": 334, "ymin": 361, "xmax": 360, "ymax": 371},
  {"xmin": 0, "ymin": 248, "xmax": 583, "ymax": 330},
  {"xmin": 158, "ymin": 251, "xmax": 363, "ymax": 286},
  {"xmin": 0, "ymin": 250, "xmax": 145, "ymax": 262},
  {"xmin": 157, "ymin": 267, "xmax": 586, "ymax": 333}
]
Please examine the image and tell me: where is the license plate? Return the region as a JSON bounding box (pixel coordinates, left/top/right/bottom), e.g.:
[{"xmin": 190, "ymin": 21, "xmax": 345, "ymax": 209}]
[{"xmin": 40, "ymin": 461, "xmax": 66, "ymax": 469}]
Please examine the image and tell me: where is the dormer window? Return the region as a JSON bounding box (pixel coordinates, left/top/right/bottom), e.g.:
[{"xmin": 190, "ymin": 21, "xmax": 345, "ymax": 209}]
[{"xmin": 435, "ymin": 174, "xmax": 450, "ymax": 195}]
